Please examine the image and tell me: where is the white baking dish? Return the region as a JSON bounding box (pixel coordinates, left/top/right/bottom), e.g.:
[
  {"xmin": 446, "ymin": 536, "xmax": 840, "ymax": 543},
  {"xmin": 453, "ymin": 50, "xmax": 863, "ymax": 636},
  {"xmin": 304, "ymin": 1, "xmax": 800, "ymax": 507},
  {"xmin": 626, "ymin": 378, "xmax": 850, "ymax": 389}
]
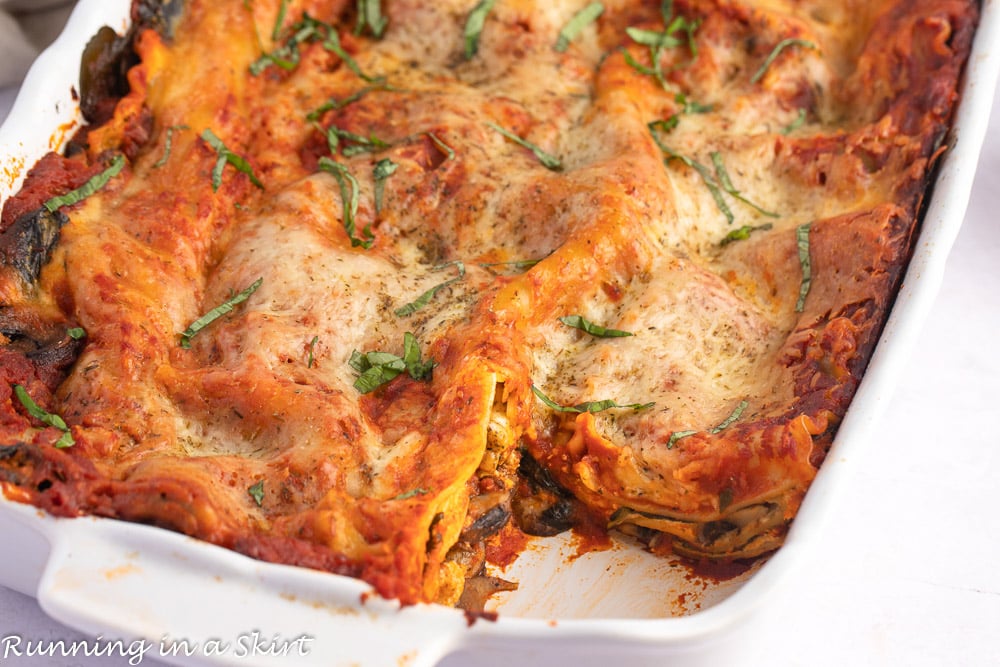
[{"xmin": 1, "ymin": 2, "xmax": 997, "ymax": 665}]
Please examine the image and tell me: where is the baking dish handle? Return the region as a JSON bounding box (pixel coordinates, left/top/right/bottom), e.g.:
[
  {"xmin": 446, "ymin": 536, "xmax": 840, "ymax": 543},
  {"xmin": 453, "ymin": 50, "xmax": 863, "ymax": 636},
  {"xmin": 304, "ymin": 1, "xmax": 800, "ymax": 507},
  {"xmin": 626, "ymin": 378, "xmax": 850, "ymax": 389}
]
[{"xmin": 31, "ymin": 514, "xmax": 473, "ymax": 667}]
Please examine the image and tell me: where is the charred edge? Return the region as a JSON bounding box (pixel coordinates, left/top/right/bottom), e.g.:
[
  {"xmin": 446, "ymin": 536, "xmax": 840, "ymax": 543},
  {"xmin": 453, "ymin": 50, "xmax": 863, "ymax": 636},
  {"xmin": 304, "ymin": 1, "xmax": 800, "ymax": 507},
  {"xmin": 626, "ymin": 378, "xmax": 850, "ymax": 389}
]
[
  {"xmin": 0, "ymin": 207, "xmax": 68, "ymax": 287},
  {"xmin": 511, "ymin": 452, "xmax": 576, "ymax": 537},
  {"xmin": 79, "ymin": 0, "xmax": 185, "ymax": 126}
]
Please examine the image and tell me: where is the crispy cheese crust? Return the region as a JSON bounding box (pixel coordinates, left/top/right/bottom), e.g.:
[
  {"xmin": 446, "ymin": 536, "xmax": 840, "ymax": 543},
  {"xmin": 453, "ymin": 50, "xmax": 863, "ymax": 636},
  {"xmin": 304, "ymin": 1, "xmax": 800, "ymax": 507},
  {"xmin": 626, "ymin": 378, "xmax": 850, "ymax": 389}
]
[{"xmin": 0, "ymin": 0, "xmax": 977, "ymax": 604}]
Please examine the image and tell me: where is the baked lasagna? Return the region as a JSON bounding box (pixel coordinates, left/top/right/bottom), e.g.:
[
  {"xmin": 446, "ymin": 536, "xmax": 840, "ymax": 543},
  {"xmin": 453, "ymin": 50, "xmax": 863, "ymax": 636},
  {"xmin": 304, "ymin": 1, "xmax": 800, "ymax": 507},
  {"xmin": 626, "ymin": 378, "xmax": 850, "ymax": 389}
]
[{"xmin": 0, "ymin": 0, "xmax": 977, "ymax": 606}]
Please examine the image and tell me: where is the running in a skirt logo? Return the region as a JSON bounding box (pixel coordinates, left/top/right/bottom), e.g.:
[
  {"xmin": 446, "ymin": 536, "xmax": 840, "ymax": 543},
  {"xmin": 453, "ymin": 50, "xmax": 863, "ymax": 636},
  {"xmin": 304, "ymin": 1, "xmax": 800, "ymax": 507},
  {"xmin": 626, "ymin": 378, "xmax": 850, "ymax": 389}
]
[{"xmin": 1, "ymin": 631, "xmax": 314, "ymax": 664}]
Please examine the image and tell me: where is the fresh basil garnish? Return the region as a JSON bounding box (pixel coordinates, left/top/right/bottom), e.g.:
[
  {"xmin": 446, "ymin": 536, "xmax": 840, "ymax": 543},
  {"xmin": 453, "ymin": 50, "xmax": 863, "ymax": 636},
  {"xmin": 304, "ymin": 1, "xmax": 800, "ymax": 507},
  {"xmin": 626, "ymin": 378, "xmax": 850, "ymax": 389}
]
[
  {"xmin": 487, "ymin": 122, "xmax": 562, "ymax": 171},
  {"xmin": 350, "ymin": 332, "xmax": 436, "ymax": 393},
  {"xmin": 317, "ymin": 157, "xmax": 373, "ymax": 248},
  {"xmin": 179, "ymin": 278, "xmax": 263, "ymax": 349},
  {"xmin": 559, "ymin": 315, "xmax": 633, "ymax": 338},
  {"xmin": 13, "ymin": 384, "xmax": 74, "ymax": 448},
  {"xmin": 532, "ymin": 385, "xmax": 654, "ymax": 414},
  {"xmin": 464, "ymin": 0, "xmax": 497, "ymax": 60},
  {"xmin": 201, "ymin": 129, "xmax": 264, "ymax": 192},
  {"xmin": 395, "ymin": 261, "xmax": 466, "ymax": 317},
  {"xmin": 44, "ymin": 155, "xmax": 125, "ymax": 212},
  {"xmin": 750, "ymin": 38, "xmax": 819, "ymax": 84},
  {"xmin": 247, "ymin": 480, "xmax": 265, "ymax": 507},
  {"xmin": 555, "ymin": 2, "xmax": 604, "ymax": 53},
  {"xmin": 667, "ymin": 399, "xmax": 748, "ymax": 448},
  {"xmin": 795, "ymin": 222, "xmax": 812, "ymax": 312}
]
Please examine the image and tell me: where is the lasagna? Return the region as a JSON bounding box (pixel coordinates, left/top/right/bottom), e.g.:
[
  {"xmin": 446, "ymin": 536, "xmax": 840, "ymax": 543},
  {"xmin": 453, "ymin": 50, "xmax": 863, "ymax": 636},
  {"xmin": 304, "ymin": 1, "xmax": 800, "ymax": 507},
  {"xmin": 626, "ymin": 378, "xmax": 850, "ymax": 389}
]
[{"xmin": 0, "ymin": 0, "xmax": 977, "ymax": 606}]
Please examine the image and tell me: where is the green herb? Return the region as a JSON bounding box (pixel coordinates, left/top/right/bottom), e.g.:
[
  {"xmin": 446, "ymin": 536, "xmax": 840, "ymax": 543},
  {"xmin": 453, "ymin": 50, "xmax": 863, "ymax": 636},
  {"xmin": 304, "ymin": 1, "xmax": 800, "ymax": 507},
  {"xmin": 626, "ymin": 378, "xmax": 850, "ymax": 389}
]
[
  {"xmin": 251, "ymin": 13, "xmax": 379, "ymax": 82},
  {"xmin": 650, "ymin": 92, "xmax": 712, "ymax": 133},
  {"xmin": 394, "ymin": 488, "xmax": 429, "ymax": 500},
  {"xmin": 272, "ymin": 0, "xmax": 289, "ymax": 40},
  {"xmin": 373, "ymin": 158, "xmax": 398, "ymax": 214},
  {"xmin": 780, "ymin": 108, "xmax": 807, "ymax": 135},
  {"xmin": 478, "ymin": 257, "xmax": 544, "ymax": 271},
  {"xmin": 153, "ymin": 125, "xmax": 190, "ymax": 169},
  {"xmin": 709, "ymin": 151, "xmax": 779, "ymax": 218},
  {"xmin": 719, "ymin": 223, "xmax": 773, "ymax": 246},
  {"xmin": 648, "ymin": 123, "xmax": 777, "ymax": 224},
  {"xmin": 307, "ymin": 335, "xmax": 319, "ymax": 368},
  {"xmin": 67, "ymin": 327, "xmax": 86, "ymax": 340},
  {"xmin": 675, "ymin": 92, "xmax": 712, "ymax": 114},
  {"xmin": 667, "ymin": 399, "xmax": 748, "ymax": 448},
  {"xmin": 201, "ymin": 129, "xmax": 264, "ymax": 192},
  {"xmin": 307, "ymin": 84, "xmax": 389, "ymax": 121},
  {"xmin": 559, "ymin": 315, "xmax": 633, "ymax": 338},
  {"xmin": 247, "ymin": 480, "xmax": 265, "ymax": 507},
  {"xmin": 324, "ymin": 123, "xmax": 390, "ymax": 157},
  {"xmin": 622, "ymin": 1, "xmax": 699, "ymax": 88},
  {"xmin": 13, "ymin": 384, "xmax": 74, "ymax": 448},
  {"xmin": 427, "ymin": 132, "xmax": 456, "ymax": 161},
  {"xmin": 795, "ymin": 222, "xmax": 812, "ymax": 312},
  {"xmin": 464, "ymin": 0, "xmax": 497, "ymax": 60},
  {"xmin": 750, "ymin": 38, "xmax": 818, "ymax": 84},
  {"xmin": 44, "ymin": 155, "xmax": 125, "ymax": 212},
  {"xmin": 355, "ymin": 0, "xmax": 388, "ymax": 38},
  {"xmin": 395, "ymin": 261, "xmax": 466, "ymax": 317},
  {"xmin": 349, "ymin": 332, "xmax": 435, "ymax": 393},
  {"xmin": 487, "ymin": 122, "xmax": 562, "ymax": 171},
  {"xmin": 555, "ymin": 2, "xmax": 604, "ymax": 53},
  {"xmin": 179, "ymin": 278, "xmax": 263, "ymax": 349},
  {"xmin": 531, "ymin": 385, "xmax": 654, "ymax": 414},
  {"xmin": 317, "ymin": 157, "xmax": 373, "ymax": 248}
]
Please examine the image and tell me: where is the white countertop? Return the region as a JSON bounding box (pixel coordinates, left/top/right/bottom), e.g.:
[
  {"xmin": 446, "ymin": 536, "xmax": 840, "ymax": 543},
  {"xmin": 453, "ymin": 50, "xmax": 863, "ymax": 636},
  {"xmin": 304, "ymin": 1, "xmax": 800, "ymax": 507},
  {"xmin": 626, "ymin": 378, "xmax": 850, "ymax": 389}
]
[{"xmin": 1, "ymin": 8, "xmax": 999, "ymax": 667}]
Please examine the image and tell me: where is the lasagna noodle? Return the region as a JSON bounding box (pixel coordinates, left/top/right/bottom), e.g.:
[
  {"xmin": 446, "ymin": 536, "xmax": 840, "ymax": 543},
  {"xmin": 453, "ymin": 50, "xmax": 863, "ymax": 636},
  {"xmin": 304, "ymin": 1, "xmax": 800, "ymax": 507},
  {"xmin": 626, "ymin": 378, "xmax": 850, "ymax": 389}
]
[{"xmin": 0, "ymin": 0, "xmax": 977, "ymax": 603}]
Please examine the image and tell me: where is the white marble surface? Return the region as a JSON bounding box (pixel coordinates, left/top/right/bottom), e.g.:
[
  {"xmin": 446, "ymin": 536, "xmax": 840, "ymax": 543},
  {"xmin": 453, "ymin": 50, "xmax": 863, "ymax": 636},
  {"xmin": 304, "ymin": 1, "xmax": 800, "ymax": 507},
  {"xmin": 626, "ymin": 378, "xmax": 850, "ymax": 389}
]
[{"xmin": 1, "ymin": 10, "xmax": 999, "ymax": 667}]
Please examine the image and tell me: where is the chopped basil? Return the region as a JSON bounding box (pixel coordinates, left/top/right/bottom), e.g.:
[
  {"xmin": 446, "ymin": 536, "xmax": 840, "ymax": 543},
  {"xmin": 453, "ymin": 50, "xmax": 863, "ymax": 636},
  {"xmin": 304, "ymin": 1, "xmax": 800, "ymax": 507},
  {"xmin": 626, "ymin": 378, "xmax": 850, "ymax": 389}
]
[
  {"xmin": 67, "ymin": 327, "xmax": 86, "ymax": 340},
  {"xmin": 648, "ymin": 124, "xmax": 777, "ymax": 224},
  {"xmin": 201, "ymin": 129, "xmax": 264, "ymax": 192},
  {"xmin": 43, "ymin": 154, "xmax": 125, "ymax": 212},
  {"xmin": 349, "ymin": 332, "xmax": 435, "ymax": 393},
  {"xmin": 464, "ymin": 0, "xmax": 497, "ymax": 60},
  {"xmin": 324, "ymin": 124, "xmax": 390, "ymax": 157},
  {"xmin": 667, "ymin": 399, "xmax": 748, "ymax": 448},
  {"xmin": 780, "ymin": 108, "xmax": 807, "ymax": 135},
  {"xmin": 179, "ymin": 278, "xmax": 263, "ymax": 349},
  {"xmin": 559, "ymin": 315, "xmax": 633, "ymax": 338},
  {"xmin": 709, "ymin": 151, "xmax": 779, "ymax": 218},
  {"xmin": 555, "ymin": 2, "xmax": 604, "ymax": 53},
  {"xmin": 719, "ymin": 223, "xmax": 773, "ymax": 246},
  {"xmin": 307, "ymin": 84, "xmax": 389, "ymax": 121},
  {"xmin": 675, "ymin": 92, "xmax": 712, "ymax": 114},
  {"xmin": 427, "ymin": 132, "xmax": 456, "ymax": 161},
  {"xmin": 623, "ymin": 1, "xmax": 699, "ymax": 88},
  {"xmin": 251, "ymin": 14, "xmax": 379, "ymax": 82},
  {"xmin": 307, "ymin": 335, "xmax": 319, "ymax": 368},
  {"xmin": 395, "ymin": 261, "xmax": 466, "ymax": 317},
  {"xmin": 478, "ymin": 257, "xmax": 544, "ymax": 271},
  {"xmin": 13, "ymin": 384, "xmax": 74, "ymax": 448},
  {"xmin": 247, "ymin": 480, "xmax": 265, "ymax": 507},
  {"xmin": 795, "ymin": 222, "xmax": 812, "ymax": 312},
  {"xmin": 153, "ymin": 125, "xmax": 189, "ymax": 169},
  {"xmin": 487, "ymin": 122, "xmax": 562, "ymax": 171},
  {"xmin": 317, "ymin": 157, "xmax": 373, "ymax": 249},
  {"xmin": 394, "ymin": 488, "xmax": 429, "ymax": 500},
  {"xmin": 373, "ymin": 158, "xmax": 398, "ymax": 214},
  {"xmin": 750, "ymin": 38, "xmax": 819, "ymax": 84},
  {"xmin": 355, "ymin": 0, "xmax": 388, "ymax": 38},
  {"xmin": 272, "ymin": 0, "xmax": 289, "ymax": 40},
  {"xmin": 531, "ymin": 385, "xmax": 654, "ymax": 414}
]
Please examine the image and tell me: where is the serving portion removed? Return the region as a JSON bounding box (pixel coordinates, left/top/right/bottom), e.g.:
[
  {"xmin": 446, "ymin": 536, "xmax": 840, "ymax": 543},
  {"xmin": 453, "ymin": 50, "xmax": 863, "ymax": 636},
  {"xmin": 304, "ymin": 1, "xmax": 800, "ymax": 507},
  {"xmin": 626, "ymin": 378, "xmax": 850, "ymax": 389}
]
[{"xmin": 0, "ymin": 0, "xmax": 978, "ymax": 609}]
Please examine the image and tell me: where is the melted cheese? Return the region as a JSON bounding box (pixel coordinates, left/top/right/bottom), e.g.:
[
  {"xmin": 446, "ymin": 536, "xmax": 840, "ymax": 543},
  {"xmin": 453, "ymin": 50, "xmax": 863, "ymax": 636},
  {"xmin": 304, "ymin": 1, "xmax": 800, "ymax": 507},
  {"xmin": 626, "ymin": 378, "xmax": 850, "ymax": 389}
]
[{"xmin": 0, "ymin": 0, "xmax": 978, "ymax": 603}]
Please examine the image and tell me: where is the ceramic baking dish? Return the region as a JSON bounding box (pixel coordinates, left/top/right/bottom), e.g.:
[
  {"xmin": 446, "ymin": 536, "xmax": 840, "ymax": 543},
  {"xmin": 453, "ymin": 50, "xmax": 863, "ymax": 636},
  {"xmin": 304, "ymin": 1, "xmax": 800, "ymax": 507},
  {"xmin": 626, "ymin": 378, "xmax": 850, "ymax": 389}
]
[{"xmin": 0, "ymin": 2, "xmax": 997, "ymax": 665}]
